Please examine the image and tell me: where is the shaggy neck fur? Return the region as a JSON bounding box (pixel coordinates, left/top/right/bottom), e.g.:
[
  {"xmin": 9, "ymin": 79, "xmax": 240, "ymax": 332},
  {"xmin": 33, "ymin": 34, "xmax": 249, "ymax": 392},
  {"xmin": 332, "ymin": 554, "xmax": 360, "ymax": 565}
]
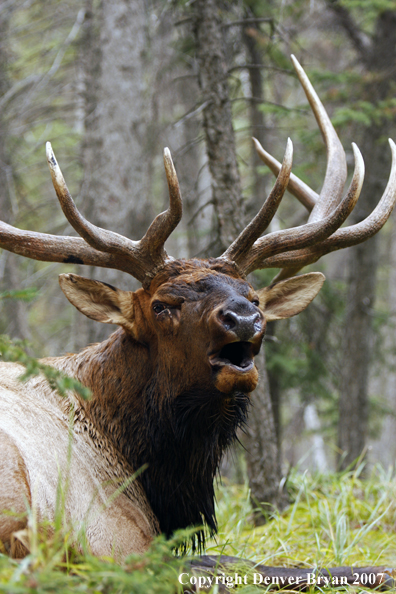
[
  {"xmin": 54, "ymin": 328, "xmax": 249, "ymax": 550},
  {"xmin": 135, "ymin": 382, "xmax": 249, "ymax": 550}
]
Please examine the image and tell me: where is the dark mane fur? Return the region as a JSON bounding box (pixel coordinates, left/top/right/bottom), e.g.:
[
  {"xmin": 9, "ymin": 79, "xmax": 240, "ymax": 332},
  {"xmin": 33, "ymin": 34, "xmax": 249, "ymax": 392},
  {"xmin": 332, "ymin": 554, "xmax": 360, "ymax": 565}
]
[
  {"xmin": 123, "ymin": 384, "xmax": 249, "ymax": 551},
  {"xmin": 99, "ymin": 361, "xmax": 250, "ymax": 551}
]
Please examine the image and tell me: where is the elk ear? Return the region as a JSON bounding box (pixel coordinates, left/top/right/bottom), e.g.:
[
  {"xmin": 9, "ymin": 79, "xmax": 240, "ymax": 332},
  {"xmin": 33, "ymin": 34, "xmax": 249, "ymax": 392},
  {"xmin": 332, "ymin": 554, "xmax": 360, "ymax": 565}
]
[
  {"xmin": 257, "ymin": 272, "xmax": 325, "ymax": 321},
  {"xmin": 59, "ymin": 273, "xmax": 134, "ymax": 329}
]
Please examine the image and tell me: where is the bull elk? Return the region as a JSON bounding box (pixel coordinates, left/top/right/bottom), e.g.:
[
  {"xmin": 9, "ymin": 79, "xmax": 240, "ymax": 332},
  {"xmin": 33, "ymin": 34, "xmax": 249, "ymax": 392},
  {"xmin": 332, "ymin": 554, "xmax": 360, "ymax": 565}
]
[{"xmin": 0, "ymin": 56, "xmax": 395, "ymax": 586}]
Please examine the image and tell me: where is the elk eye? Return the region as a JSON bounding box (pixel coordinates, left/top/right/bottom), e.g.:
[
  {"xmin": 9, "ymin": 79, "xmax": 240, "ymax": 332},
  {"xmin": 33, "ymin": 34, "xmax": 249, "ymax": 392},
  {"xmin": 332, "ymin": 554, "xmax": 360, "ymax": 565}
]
[
  {"xmin": 152, "ymin": 302, "xmax": 167, "ymax": 314},
  {"xmin": 252, "ymin": 298, "xmax": 260, "ymax": 307}
]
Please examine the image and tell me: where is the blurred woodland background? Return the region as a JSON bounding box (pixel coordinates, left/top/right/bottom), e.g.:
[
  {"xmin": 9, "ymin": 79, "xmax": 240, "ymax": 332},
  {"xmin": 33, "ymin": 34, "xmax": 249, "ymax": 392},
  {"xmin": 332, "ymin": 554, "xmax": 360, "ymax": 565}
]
[{"xmin": 1, "ymin": 0, "xmax": 396, "ymax": 522}]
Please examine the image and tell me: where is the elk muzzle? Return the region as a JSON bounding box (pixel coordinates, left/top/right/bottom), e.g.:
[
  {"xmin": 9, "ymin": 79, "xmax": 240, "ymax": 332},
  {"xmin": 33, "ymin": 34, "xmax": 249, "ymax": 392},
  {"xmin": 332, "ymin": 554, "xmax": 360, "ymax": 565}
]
[{"xmin": 208, "ymin": 299, "xmax": 265, "ymax": 394}]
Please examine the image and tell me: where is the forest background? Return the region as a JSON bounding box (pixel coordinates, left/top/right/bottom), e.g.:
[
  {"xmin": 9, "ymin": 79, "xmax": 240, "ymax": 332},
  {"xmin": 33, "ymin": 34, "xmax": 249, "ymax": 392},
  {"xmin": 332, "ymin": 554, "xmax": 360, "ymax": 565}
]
[{"xmin": 1, "ymin": 0, "xmax": 396, "ymax": 524}]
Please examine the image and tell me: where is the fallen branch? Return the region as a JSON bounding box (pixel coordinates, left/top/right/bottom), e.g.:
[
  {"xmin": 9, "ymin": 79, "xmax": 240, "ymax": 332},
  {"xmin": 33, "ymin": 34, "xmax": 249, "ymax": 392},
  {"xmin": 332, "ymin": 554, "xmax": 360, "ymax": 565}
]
[{"xmin": 184, "ymin": 555, "xmax": 396, "ymax": 591}]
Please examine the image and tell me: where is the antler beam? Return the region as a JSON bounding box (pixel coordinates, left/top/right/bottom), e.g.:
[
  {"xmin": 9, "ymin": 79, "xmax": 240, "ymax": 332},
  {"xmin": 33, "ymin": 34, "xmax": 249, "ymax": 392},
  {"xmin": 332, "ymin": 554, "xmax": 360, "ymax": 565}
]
[
  {"xmin": 1, "ymin": 145, "xmax": 182, "ymax": 287},
  {"xmin": 46, "ymin": 143, "xmax": 182, "ymax": 285}
]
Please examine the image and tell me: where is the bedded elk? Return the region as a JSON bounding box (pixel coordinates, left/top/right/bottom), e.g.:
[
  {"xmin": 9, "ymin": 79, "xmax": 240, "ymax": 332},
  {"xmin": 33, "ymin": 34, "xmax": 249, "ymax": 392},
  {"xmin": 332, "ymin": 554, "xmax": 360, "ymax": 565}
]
[{"xmin": 0, "ymin": 56, "xmax": 395, "ymax": 579}]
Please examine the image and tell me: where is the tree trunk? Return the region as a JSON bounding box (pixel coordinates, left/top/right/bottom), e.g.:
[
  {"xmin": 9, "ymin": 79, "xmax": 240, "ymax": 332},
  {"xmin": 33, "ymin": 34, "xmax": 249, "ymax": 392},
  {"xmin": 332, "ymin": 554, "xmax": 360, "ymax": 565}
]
[
  {"xmin": 74, "ymin": 0, "xmax": 156, "ymax": 349},
  {"xmin": 244, "ymin": 349, "xmax": 288, "ymax": 523},
  {"xmin": 171, "ymin": 69, "xmax": 208, "ymax": 259},
  {"xmin": 0, "ymin": 3, "xmax": 30, "ymax": 341},
  {"xmin": 336, "ymin": 10, "xmax": 396, "ymax": 469},
  {"xmin": 192, "ymin": 0, "xmax": 244, "ymax": 252},
  {"xmin": 242, "ymin": 19, "xmax": 268, "ymax": 214},
  {"xmin": 266, "ymin": 321, "xmax": 282, "ymax": 452},
  {"xmin": 370, "ymin": 219, "xmax": 396, "ymax": 465}
]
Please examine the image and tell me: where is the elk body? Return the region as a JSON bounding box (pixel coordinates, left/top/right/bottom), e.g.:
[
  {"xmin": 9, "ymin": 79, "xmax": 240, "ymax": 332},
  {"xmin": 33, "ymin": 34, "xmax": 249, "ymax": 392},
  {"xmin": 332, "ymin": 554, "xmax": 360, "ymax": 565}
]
[{"xmin": 1, "ymin": 57, "xmax": 396, "ymax": 563}]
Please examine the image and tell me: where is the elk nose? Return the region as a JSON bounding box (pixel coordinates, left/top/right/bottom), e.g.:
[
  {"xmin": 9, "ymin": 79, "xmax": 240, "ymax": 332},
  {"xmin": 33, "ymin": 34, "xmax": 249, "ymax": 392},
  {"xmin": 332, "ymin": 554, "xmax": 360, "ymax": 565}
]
[{"xmin": 217, "ymin": 309, "xmax": 263, "ymax": 341}]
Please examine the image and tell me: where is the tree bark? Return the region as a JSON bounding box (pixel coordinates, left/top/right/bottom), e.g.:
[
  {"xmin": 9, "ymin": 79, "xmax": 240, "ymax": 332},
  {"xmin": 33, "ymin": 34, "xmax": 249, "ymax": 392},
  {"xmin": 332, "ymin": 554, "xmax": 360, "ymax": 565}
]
[
  {"xmin": 74, "ymin": 0, "xmax": 156, "ymax": 348},
  {"xmin": 266, "ymin": 321, "xmax": 281, "ymax": 452},
  {"xmin": 192, "ymin": 0, "xmax": 244, "ymax": 252},
  {"xmin": 242, "ymin": 19, "xmax": 268, "ymax": 214}
]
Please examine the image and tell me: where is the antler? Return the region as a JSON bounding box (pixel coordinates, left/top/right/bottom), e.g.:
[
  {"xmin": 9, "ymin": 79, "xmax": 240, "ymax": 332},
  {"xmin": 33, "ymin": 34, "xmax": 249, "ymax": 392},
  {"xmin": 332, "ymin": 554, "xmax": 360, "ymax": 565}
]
[
  {"xmin": 258, "ymin": 138, "xmax": 396, "ymax": 271},
  {"xmin": 0, "ymin": 145, "xmax": 182, "ymax": 288},
  {"xmin": 221, "ymin": 55, "xmax": 396, "ymax": 280}
]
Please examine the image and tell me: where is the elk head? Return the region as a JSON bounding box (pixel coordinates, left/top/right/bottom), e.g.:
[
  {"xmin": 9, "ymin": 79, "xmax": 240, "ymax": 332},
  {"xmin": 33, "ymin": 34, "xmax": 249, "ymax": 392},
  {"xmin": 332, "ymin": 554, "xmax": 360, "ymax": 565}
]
[{"xmin": 57, "ymin": 260, "xmax": 325, "ymax": 398}]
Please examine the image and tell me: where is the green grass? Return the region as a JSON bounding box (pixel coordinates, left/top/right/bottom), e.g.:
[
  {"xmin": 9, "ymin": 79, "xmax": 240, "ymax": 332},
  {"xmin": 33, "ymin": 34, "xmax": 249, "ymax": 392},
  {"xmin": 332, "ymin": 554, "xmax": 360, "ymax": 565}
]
[
  {"xmin": 211, "ymin": 465, "xmax": 396, "ymax": 568},
  {"xmin": 1, "ymin": 466, "xmax": 395, "ymax": 592}
]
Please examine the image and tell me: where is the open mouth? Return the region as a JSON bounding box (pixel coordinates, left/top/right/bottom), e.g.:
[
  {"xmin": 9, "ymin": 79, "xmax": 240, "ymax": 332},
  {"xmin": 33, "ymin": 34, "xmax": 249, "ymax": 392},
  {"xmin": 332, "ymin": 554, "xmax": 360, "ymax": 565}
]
[{"xmin": 209, "ymin": 341, "xmax": 254, "ymax": 372}]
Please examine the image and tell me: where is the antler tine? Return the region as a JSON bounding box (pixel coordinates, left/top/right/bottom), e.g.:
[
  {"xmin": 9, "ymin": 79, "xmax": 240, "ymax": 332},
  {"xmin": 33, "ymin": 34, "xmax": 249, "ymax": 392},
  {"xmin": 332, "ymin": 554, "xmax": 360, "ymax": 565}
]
[
  {"xmin": 46, "ymin": 143, "xmax": 182, "ymax": 284},
  {"xmin": 46, "ymin": 143, "xmax": 140, "ymax": 256},
  {"xmin": 241, "ymin": 143, "xmax": 365, "ymax": 275},
  {"xmin": 222, "ymin": 138, "xmax": 293, "ymax": 264},
  {"xmin": 139, "ymin": 148, "xmax": 183, "ymax": 255},
  {"xmin": 259, "ymin": 139, "xmax": 396, "ymax": 271},
  {"xmin": 251, "ymin": 57, "xmax": 347, "ymax": 222},
  {"xmin": 253, "ymin": 138, "xmax": 318, "ymax": 211},
  {"xmin": 291, "ymin": 55, "xmax": 347, "ymax": 222}
]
